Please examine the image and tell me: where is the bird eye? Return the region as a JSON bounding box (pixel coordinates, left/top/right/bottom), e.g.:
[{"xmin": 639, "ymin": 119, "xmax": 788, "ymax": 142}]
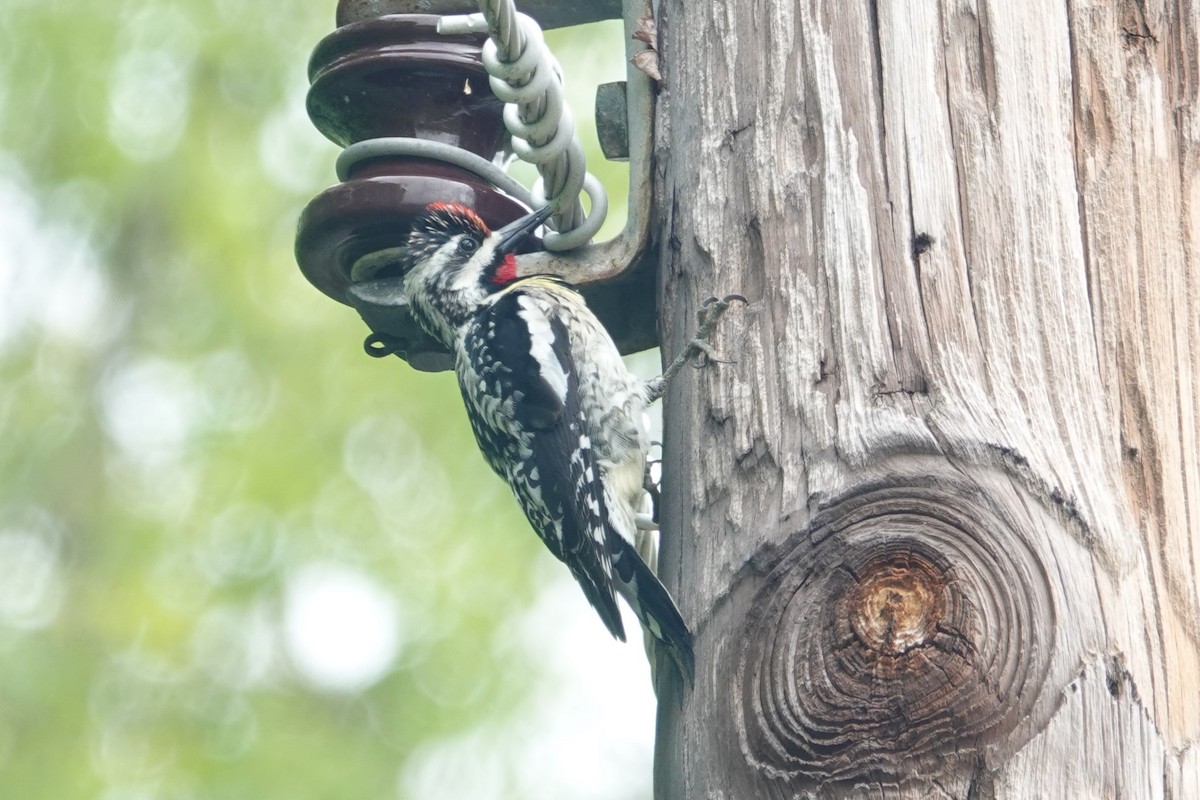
[{"xmin": 458, "ymin": 237, "xmax": 479, "ymax": 254}]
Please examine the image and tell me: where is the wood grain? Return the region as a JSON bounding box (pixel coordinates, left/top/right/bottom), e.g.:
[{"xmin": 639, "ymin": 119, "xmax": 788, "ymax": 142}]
[{"xmin": 651, "ymin": 0, "xmax": 1200, "ymax": 796}]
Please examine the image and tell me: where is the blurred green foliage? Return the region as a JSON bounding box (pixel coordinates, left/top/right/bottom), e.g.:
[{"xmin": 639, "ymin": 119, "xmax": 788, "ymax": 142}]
[{"xmin": 0, "ymin": 3, "xmax": 649, "ymax": 798}]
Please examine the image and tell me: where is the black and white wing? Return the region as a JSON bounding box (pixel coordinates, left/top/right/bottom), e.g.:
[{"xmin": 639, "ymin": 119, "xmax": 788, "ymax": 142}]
[{"xmin": 456, "ymin": 287, "xmax": 627, "ymax": 641}]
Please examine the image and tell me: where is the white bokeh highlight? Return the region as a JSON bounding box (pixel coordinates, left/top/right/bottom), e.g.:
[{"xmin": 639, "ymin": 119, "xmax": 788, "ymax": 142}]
[
  {"xmin": 106, "ymin": 7, "xmax": 197, "ymax": 162},
  {"xmin": 99, "ymin": 356, "xmax": 199, "ymax": 465},
  {"xmin": 0, "ymin": 168, "xmax": 116, "ymax": 353},
  {"xmin": 0, "ymin": 526, "xmax": 65, "ymax": 631},
  {"xmin": 282, "ymin": 562, "xmax": 403, "ymax": 693},
  {"xmin": 400, "ymin": 562, "xmax": 657, "ymax": 800}
]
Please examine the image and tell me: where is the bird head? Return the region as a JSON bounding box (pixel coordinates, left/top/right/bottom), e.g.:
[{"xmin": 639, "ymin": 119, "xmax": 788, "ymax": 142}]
[{"xmin": 399, "ymin": 202, "xmax": 553, "ymax": 345}]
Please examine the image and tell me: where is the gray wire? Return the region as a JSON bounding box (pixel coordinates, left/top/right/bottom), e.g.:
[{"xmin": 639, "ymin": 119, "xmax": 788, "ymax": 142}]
[
  {"xmin": 439, "ymin": 2, "xmax": 607, "ymax": 250},
  {"xmin": 336, "ymin": 138, "xmax": 533, "ymax": 206}
]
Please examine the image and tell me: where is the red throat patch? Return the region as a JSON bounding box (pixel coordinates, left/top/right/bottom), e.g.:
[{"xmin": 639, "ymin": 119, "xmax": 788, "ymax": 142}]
[{"xmin": 492, "ymin": 253, "xmax": 518, "ymax": 285}]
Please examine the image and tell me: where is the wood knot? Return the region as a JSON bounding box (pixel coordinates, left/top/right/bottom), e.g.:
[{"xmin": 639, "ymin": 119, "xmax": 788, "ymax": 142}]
[
  {"xmin": 729, "ymin": 479, "xmax": 1058, "ymax": 786},
  {"xmin": 847, "ymin": 554, "xmax": 944, "ymax": 655}
]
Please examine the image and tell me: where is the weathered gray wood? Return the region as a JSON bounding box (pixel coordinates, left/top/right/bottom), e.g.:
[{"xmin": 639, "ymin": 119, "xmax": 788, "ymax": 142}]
[{"xmin": 652, "ymin": 0, "xmax": 1200, "ymax": 796}]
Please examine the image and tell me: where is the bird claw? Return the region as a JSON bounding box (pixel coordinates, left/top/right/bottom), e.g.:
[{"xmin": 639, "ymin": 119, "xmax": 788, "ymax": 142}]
[
  {"xmin": 687, "ymin": 293, "xmax": 746, "ymax": 366},
  {"xmin": 647, "ymin": 292, "xmax": 746, "ymax": 401},
  {"xmin": 697, "ymin": 293, "xmax": 748, "ymax": 329},
  {"xmin": 688, "ymin": 339, "xmax": 734, "ymax": 369}
]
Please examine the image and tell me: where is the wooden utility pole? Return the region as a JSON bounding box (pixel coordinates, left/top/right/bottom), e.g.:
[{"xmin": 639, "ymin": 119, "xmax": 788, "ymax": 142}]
[{"xmin": 652, "ymin": 1, "xmax": 1200, "ymax": 796}]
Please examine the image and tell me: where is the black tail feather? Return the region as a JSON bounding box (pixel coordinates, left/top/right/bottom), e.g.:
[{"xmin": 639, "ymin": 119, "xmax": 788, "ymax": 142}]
[
  {"xmin": 571, "ymin": 565, "xmax": 627, "ymax": 643},
  {"xmin": 611, "ymin": 541, "xmax": 695, "ymax": 685}
]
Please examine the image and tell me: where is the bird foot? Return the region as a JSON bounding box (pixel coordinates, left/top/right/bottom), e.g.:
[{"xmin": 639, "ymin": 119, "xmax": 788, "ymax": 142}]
[{"xmin": 648, "ymin": 293, "xmax": 746, "ymax": 401}]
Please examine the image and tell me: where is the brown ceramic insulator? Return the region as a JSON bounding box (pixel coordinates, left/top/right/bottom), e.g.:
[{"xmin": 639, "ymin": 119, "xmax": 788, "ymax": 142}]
[
  {"xmin": 297, "ymin": 13, "xmax": 531, "ymax": 326},
  {"xmin": 296, "ymin": 158, "xmax": 529, "ymax": 303},
  {"xmin": 335, "ymin": 1, "xmax": 623, "ymax": 30},
  {"xmin": 306, "ymin": 14, "xmax": 505, "ymax": 150},
  {"xmin": 296, "ymin": 9, "xmax": 656, "ymax": 369}
]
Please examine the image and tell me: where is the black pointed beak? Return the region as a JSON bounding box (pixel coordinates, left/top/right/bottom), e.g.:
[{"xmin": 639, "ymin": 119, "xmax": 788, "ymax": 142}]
[{"xmin": 493, "ymin": 205, "xmax": 554, "ymax": 256}]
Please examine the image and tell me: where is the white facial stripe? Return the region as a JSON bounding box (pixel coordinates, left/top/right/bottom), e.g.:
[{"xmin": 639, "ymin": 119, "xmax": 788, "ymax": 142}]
[
  {"xmin": 517, "ymin": 296, "xmax": 569, "ymax": 404},
  {"xmin": 449, "ymin": 236, "xmax": 496, "ymax": 292}
]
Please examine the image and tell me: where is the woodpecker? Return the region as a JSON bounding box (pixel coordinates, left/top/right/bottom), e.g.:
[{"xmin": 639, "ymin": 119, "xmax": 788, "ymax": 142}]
[{"xmin": 397, "ymin": 202, "xmax": 739, "ymax": 683}]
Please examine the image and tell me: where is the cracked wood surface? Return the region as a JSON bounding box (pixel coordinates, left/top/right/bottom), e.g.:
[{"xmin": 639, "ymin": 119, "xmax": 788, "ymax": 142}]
[{"xmin": 651, "ymin": 0, "xmax": 1199, "ymax": 797}]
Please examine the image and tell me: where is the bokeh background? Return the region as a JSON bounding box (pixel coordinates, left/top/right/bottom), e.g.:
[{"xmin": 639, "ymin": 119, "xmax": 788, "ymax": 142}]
[{"xmin": 0, "ymin": 4, "xmax": 659, "ymax": 798}]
